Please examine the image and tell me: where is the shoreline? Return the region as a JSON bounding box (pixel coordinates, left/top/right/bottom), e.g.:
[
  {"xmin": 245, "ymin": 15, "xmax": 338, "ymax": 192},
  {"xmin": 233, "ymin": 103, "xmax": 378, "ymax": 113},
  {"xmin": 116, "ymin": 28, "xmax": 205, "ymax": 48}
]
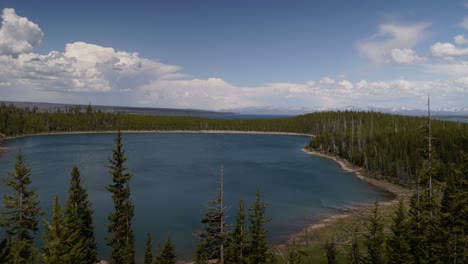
[
  {"xmin": 280, "ymin": 148, "xmax": 411, "ymax": 246},
  {"xmin": 0, "ymin": 130, "xmax": 315, "ymax": 143}
]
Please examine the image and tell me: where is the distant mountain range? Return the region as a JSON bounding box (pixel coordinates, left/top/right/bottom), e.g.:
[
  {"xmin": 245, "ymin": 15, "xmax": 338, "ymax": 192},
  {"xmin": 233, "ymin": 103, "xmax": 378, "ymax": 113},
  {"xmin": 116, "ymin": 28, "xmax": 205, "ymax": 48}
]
[{"xmin": 223, "ymin": 105, "xmax": 468, "ymax": 116}]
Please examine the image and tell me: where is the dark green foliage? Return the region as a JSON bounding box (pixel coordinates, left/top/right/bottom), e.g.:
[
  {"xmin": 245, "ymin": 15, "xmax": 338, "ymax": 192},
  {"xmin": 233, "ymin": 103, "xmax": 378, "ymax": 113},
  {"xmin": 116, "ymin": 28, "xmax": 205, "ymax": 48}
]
[
  {"xmin": 364, "ymin": 202, "xmax": 385, "ymax": 264},
  {"xmin": 106, "ymin": 131, "xmax": 135, "ymax": 264},
  {"xmin": 247, "ymin": 189, "xmax": 271, "ymax": 264},
  {"xmin": 347, "ymin": 232, "xmax": 361, "ymax": 264},
  {"xmin": 0, "ymin": 238, "xmax": 10, "ymax": 263},
  {"xmin": 64, "ymin": 166, "xmax": 97, "ymax": 264},
  {"xmin": 288, "ymin": 239, "xmax": 301, "ymax": 264},
  {"xmin": 152, "ymin": 243, "xmax": 162, "ymax": 264},
  {"xmin": 159, "ymin": 236, "xmax": 176, "ymax": 264},
  {"xmin": 440, "ymin": 143, "xmax": 468, "ymax": 264},
  {"xmin": 226, "ymin": 198, "xmax": 249, "ymax": 264},
  {"xmin": 42, "ymin": 195, "xmax": 85, "ymax": 264},
  {"xmin": 0, "ymin": 152, "xmax": 43, "ymax": 263},
  {"xmin": 194, "ymin": 241, "xmax": 208, "ymax": 264},
  {"xmin": 387, "ymin": 199, "xmax": 412, "ymax": 264},
  {"xmin": 324, "ymin": 239, "xmax": 338, "ymax": 264},
  {"xmin": 144, "ymin": 232, "xmax": 153, "ymax": 264}
]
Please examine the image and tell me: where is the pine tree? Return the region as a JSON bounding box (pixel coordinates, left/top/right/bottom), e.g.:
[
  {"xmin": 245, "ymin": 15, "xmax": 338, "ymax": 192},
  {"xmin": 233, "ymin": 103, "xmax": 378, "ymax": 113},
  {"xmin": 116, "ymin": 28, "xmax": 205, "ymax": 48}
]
[
  {"xmin": 42, "ymin": 195, "xmax": 84, "ymax": 264},
  {"xmin": 144, "ymin": 232, "xmax": 153, "ymax": 264},
  {"xmin": 247, "ymin": 189, "xmax": 271, "ymax": 264},
  {"xmin": 0, "ymin": 238, "xmax": 10, "ymax": 263},
  {"xmin": 0, "ymin": 151, "xmax": 43, "ymax": 263},
  {"xmin": 325, "ymin": 239, "xmax": 338, "ymax": 264},
  {"xmin": 226, "ymin": 198, "xmax": 249, "ymax": 264},
  {"xmin": 64, "ymin": 166, "xmax": 97, "ymax": 264},
  {"xmin": 196, "ymin": 166, "xmax": 227, "ymax": 262},
  {"xmin": 347, "ymin": 231, "xmax": 361, "ymax": 264},
  {"xmin": 363, "ymin": 201, "xmax": 385, "ymax": 264},
  {"xmin": 194, "ymin": 241, "xmax": 208, "ymax": 264},
  {"xmin": 288, "ymin": 239, "xmax": 301, "ymax": 264},
  {"xmin": 440, "ymin": 144, "xmax": 468, "ymax": 264},
  {"xmin": 159, "ymin": 236, "xmax": 176, "ymax": 264},
  {"xmin": 387, "ymin": 199, "xmax": 412, "ymax": 264},
  {"xmin": 152, "ymin": 243, "xmax": 162, "ymax": 264},
  {"xmin": 106, "ymin": 131, "xmax": 135, "ymax": 264}
]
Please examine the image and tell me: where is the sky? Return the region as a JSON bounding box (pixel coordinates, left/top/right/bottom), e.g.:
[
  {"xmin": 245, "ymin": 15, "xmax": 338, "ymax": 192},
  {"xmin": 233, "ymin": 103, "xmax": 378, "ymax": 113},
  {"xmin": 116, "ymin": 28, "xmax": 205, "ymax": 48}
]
[{"xmin": 0, "ymin": 0, "xmax": 467, "ymax": 111}]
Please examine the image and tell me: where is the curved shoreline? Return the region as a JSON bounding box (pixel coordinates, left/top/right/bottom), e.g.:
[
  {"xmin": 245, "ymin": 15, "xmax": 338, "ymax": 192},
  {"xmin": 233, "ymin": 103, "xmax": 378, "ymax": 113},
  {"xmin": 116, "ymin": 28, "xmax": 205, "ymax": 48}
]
[{"xmin": 280, "ymin": 148, "xmax": 411, "ymax": 247}]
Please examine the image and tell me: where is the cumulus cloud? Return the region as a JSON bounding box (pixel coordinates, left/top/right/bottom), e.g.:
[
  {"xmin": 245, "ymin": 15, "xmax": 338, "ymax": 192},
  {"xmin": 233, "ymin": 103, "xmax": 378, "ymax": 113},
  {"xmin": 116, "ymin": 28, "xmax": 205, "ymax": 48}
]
[
  {"xmin": 431, "ymin": 42, "xmax": 468, "ymax": 57},
  {"xmin": 358, "ymin": 23, "xmax": 429, "ymax": 64},
  {"xmin": 391, "ymin": 48, "xmax": 425, "ymax": 64},
  {"xmin": 0, "ymin": 8, "xmax": 43, "ymax": 57},
  {"xmin": 454, "ymin": 34, "xmax": 468, "ymax": 45}
]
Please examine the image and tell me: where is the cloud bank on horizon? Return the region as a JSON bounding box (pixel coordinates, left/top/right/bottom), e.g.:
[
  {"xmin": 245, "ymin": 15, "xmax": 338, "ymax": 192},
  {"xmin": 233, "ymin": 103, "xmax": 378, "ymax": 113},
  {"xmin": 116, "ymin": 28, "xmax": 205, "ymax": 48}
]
[{"xmin": 0, "ymin": 7, "xmax": 467, "ymax": 111}]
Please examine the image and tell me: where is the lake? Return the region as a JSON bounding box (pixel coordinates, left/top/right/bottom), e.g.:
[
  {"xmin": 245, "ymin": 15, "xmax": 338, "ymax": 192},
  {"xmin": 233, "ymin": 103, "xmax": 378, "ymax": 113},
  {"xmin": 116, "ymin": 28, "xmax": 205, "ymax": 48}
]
[{"xmin": 0, "ymin": 133, "xmax": 389, "ymax": 261}]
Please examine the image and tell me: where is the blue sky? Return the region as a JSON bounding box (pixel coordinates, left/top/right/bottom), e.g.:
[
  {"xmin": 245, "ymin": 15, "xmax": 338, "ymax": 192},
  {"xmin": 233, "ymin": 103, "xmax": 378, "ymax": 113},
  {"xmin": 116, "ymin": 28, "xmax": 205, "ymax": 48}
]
[{"xmin": 0, "ymin": 0, "xmax": 467, "ymax": 110}]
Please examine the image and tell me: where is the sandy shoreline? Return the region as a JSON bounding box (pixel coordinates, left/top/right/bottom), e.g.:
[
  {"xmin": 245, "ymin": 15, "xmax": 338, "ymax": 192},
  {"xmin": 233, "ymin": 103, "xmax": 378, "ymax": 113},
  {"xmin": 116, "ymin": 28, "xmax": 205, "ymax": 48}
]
[
  {"xmin": 0, "ymin": 130, "xmax": 314, "ymax": 142},
  {"xmin": 281, "ymin": 148, "xmax": 410, "ymax": 246}
]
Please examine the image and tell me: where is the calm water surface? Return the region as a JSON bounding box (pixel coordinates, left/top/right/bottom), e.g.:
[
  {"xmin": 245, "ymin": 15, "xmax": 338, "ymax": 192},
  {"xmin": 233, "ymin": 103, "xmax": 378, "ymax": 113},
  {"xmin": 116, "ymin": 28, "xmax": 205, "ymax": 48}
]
[{"xmin": 0, "ymin": 133, "xmax": 389, "ymax": 260}]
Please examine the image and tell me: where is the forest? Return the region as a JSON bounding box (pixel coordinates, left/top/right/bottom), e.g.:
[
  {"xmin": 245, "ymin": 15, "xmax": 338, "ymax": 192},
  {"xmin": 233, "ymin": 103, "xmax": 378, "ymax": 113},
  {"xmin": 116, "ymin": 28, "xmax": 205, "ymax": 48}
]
[{"xmin": 0, "ymin": 102, "xmax": 466, "ymax": 263}]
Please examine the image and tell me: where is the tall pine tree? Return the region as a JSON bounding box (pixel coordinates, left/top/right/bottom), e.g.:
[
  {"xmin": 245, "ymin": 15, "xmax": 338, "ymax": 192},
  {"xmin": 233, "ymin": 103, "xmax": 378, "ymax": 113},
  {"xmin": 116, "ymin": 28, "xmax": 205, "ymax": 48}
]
[
  {"xmin": 144, "ymin": 232, "xmax": 153, "ymax": 264},
  {"xmin": 247, "ymin": 189, "xmax": 271, "ymax": 264},
  {"xmin": 157, "ymin": 236, "xmax": 176, "ymax": 264},
  {"xmin": 0, "ymin": 151, "xmax": 43, "ymax": 263},
  {"xmin": 225, "ymin": 197, "xmax": 249, "ymax": 264},
  {"xmin": 106, "ymin": 131, "xmax": 135, "ymax": 264},
  {"xmin": 64, "ymin": 166, "xmax": 97, "ymax": 264},
  {"xmin": 42, "ymin": 195, "xmax": 85, "ymax": 264},
  {"xmin": 440, "ymin": 144, "xmax": 467, "ymax": 264},
  {"xmin": 387, "ymin": 199, "xmax": 412, "ymax": 264},
  {"xmin": 363, "ymin": 201, "xmax": 385, "ymax": 264}
]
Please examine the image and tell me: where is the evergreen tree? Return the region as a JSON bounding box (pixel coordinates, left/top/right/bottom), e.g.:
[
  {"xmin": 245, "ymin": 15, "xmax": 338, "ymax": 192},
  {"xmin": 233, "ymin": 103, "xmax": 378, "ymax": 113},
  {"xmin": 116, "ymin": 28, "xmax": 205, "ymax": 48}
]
[
  {"xmin": 196, "ymin": 166, "xmax": 227, "ymax": 262},
  {"xmin": 42, "ymin": 195, "xmax": 85, "ymax": 264},
  {"xmin": 106, "ymin": 131, "xmax": 135, "ymax": 264},
  {"xmin": 347, "ymin": 232, "xmax": 361, "ymax": 264},
  {"xmin": 363, "ymin": 201, "xmax": 385, "ymax": 264},
  {"xmin": 387, "ymin": 199, "xmax": 412, "ymax": 264},
  {"xmin": 144, "ymin": 232, "xmax": 153, "ymax": 264},
  {"xmin": 288, "ymin": 239, "xmax": 301, "ymax": 264},
  {"xmin": 440, "ymin": 145, "xmax": 468, "ymax": 264},
  {"xmin": 325, "ymin": 239, "xmax": 338, "ymax": 264},
  {"xmin": 159, "ymin": 236, "xmax": 176, "ymax": 264},
  {"xmin": 226, "ymin": 198, "xmax": 249, "ymax": 264},
  {"xmin": 152, "ymin": 243, "xmax": 162, "ymax": 264},
  {"xmin": 247, "ymin": 189, "xmax": 271, "ymax": 264},
  {"xmin": 0, "ymin": 238, "xmax": 10, "ymax": 263},
  {"xmin": 194, "ymin": 241, "xmax": 208, "ymax": 264},
  {"xmin": 0, "ymin": 152, "xmax": 43, "ymax": 263},
  {"xmin": 64, "ymin": 166, "xmax": 97, "ymax": 264}
]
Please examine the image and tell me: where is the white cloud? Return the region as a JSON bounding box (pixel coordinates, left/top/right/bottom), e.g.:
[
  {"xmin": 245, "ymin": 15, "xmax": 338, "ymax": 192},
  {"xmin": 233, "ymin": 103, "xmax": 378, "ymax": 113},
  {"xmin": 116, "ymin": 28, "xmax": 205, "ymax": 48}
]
[
  {"xmin": 358, "ymin": 23, "xmax": 429, "ymax": 64},
  {"xmin": 339, "ymin": 80, "xmax": 353, "ymax": 90},
  {"xmin": 391, "ymin": 48, "xmax": 425, "ymax": 64},
  {"xmin": 0, "ymin": 8, "xmax": 43, "ymax": 57},
  {"xmin": 319, "ymin": 77, "xmax": 335, "ymax": 84},
  {"xmin": 454, "ymin": 34, "xmax": 468, "ymax": 45},
  {"xmin": 431, "ymin": 42, "xmax": 468, "ymax": 57}
]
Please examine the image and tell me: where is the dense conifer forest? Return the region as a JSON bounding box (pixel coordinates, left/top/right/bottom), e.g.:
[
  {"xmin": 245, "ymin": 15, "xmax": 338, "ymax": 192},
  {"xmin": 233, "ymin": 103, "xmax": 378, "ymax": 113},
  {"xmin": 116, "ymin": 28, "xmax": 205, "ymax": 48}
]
[{"xmin": 0, "ymin": 103, "xmax": 466, "ymax": 263}]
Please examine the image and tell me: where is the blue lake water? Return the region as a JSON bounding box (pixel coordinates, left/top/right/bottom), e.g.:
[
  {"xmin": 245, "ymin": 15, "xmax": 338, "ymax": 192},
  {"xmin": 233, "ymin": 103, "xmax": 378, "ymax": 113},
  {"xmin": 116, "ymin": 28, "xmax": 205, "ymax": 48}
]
[{"xmin": 0, "ymin": 133, "xmax": 389, "ymax": 261}]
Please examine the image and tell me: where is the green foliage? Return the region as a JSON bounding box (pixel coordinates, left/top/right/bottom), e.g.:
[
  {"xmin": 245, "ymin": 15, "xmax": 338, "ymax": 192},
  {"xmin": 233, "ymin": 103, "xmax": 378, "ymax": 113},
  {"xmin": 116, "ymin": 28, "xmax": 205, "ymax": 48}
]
[
  {"xmin": 194, "ymin": 241, "xmax": 208, "ymax": 264},
  {"xmin": 226, "ymin": 198, "xmax": 249, "ymax": 264},
  {"xmin": 144, "ymin": 232, "xmax": 153, "ymax": 264},
  {"xmin": 347, "ymin": 233, "xmax": 361, "ymax": 264},
  {"xmin": 0, "ymin": 152, "xmax": 43, "ymax": 263},
  {"xmin": 64, "ymin": 166, "xmax": 97, "ymax": 264},
  {"xmin": 387, "ymin": 199, "xmax": 412, "ymax": 264},
  {"xmin": 42, "ymin": 195, "xmax": 85, "ymax": 264},
  {"xmin": 324, "ymin": 239, "xmax": 338, "ymax": 264},
  {"xmin": 106, "ymin": 131, "xmax": 135, "ymax": 264},
  {"xmin": 247, "ymin": 189, "xmax": 271, "ymax": 264},
  {"xmin": 0, "ymin": 238, "xmax": 10, "ymax": 263},
  {"xmin": 364, "ymin": 202, "xmax": 385, "ymax": 264},
  {"xmin": 158, "ymin": 236, "xmax": 176, "ymax": 264},
  {"xmin": 288, "ymin": 239, "xmax": 302, "ymax": 264},
  {"xmin": 440, "ymin": 142, "xmax": 468, "ymax": 264}
]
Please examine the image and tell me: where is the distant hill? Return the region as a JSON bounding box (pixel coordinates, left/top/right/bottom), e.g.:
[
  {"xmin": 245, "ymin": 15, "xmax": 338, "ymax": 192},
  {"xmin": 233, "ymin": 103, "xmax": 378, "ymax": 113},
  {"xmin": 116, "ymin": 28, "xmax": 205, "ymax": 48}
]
[{"xmin": 0, "ymin": 101, "xmax": 233, "ymax": 117}]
